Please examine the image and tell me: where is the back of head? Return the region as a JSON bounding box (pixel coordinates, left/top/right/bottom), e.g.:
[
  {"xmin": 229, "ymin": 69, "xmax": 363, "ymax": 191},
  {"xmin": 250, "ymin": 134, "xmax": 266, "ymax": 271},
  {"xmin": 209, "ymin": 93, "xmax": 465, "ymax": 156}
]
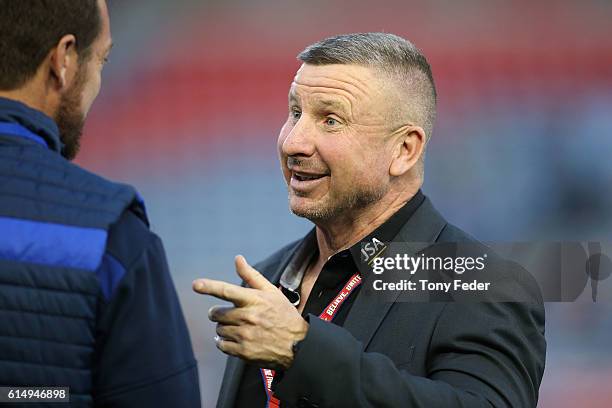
[
  {"xmin": 0, "ymin": 0, "xmax": 101, "ymax": 91},
  {"xmin": 298, "ymin": 33, "xmax": 437, "ymax": 142}
]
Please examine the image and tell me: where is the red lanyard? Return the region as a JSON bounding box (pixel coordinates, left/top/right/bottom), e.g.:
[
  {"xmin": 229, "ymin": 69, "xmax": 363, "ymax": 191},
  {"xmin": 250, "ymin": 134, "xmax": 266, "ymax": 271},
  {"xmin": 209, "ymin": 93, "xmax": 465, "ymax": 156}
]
[{"xmin": 260, "ymin": 273, "xmax": 362, "ymax": 408}]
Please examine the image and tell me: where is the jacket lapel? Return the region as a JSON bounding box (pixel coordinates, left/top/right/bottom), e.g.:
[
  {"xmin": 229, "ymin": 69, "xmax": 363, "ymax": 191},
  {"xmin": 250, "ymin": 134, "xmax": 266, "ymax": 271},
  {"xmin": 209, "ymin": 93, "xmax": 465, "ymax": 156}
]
[
  {"xmin": 216, "ymin": 356, "xmax": 246, "ymax": 408},
  {"xmin": 342, "ymin": 198, "xmax": 447, "ymax": 349}
]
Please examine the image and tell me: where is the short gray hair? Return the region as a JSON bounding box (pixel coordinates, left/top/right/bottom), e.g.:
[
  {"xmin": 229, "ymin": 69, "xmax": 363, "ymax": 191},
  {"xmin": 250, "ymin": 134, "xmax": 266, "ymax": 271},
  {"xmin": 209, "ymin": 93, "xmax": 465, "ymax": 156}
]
[{"xmin": 298, "ymin": 33, "xmax": 437, "ymax": 141}]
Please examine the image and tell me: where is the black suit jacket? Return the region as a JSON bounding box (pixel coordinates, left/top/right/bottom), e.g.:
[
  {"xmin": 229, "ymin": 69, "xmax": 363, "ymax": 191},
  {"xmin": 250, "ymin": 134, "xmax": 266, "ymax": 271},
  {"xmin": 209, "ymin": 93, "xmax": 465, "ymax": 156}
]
[{"xmin": 216, "ymin": 198, "xmax": 546, "ymax": 407}]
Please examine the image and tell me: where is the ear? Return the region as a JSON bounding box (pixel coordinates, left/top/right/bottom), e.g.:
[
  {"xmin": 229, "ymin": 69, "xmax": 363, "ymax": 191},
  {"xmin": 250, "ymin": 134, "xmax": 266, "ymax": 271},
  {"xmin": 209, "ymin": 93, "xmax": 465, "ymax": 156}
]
[
  {"xmin": 48, "ymin": 34, "xmax": 78, "ymax": 91},
  {"xmin": 389, "ymin": 125, "xmax": 426, "ymax": 177}
]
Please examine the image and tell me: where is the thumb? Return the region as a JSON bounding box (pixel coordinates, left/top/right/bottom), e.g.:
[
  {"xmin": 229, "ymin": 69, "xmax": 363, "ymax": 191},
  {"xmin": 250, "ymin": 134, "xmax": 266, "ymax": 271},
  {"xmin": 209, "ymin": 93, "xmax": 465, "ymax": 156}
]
[{"xmin": 235, "ymin": 255, "xmax": 275, "ymax": 291}]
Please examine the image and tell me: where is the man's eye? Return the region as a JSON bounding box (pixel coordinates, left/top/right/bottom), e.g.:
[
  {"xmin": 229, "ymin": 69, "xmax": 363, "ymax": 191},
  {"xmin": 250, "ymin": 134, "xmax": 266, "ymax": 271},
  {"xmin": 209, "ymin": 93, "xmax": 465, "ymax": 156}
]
[
  {"xmin": 325, "ymin": 117, "xmax": 339, "ymax": 126},
  {"xmin": 291, "ymin": 109, "xmax": 302, "ymax": 120}
]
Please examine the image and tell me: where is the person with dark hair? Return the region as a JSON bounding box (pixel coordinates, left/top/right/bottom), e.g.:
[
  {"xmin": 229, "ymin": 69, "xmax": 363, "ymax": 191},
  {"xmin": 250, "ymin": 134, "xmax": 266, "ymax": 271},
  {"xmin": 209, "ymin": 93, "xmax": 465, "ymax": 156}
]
[
  {"xmin": 0, "ymin": 1, "xmax": 200, "ymax": 406},
  {"xmin": 194, "ymin": 33, "xmax": 546, "ymax": 407}
]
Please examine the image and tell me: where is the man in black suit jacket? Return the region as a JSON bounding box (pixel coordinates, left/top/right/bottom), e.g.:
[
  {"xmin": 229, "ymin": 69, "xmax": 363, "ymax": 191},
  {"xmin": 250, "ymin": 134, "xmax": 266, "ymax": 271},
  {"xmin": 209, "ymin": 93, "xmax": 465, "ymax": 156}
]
[{"xmin": 194, "ymin": 33, "xmax": 546, "ymax": 407}]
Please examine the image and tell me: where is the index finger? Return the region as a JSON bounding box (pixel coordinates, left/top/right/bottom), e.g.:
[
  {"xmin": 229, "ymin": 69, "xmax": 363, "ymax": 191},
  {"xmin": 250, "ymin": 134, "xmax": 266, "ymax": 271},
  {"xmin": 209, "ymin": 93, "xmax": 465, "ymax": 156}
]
[
  {"xmin": 235, "ymin": 255, "xmax": 276, "ymax": 291},
  {"xmin": 193, "ymin": 278, "xmax": 254, "ymax": 306}
]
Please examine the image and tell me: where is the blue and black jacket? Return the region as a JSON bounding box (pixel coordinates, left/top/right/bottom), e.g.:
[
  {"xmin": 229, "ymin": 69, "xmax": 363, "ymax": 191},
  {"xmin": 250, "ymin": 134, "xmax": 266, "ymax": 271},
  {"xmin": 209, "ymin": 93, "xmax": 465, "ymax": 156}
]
[{"xmin": 0, "ymin": 97, "xmax": 200, "ymax": 407}]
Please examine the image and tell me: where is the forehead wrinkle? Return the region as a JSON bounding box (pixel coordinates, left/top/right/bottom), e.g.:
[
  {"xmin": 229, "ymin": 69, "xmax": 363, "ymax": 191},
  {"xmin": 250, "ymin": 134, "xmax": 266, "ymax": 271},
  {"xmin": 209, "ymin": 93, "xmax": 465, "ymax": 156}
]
[
  {"xmin": 335, "ymin": 69, "xmax": 374, "ymax": 97},
  {"xmin": 292, "ymin": 84, "xmax": 355, "ymax": 116},
  {"xmin": 294, "ymin": 74, "xmax": 370, "ymax": 101}
]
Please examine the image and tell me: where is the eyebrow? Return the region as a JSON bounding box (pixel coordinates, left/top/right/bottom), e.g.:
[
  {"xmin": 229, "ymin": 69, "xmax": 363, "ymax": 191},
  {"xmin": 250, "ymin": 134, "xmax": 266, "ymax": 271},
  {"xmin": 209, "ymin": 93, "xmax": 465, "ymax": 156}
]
[
  {"xmin": 312, "ymin": 98, "xmax": 348, "ymax": 113},
  {"xmin": 288, "ymin": 91, "xmax": 299, "ymax": 105}
]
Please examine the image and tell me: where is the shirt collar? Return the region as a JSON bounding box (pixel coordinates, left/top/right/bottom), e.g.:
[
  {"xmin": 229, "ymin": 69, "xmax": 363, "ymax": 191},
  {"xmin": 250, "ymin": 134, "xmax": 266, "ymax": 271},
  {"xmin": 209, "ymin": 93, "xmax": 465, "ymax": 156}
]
[
  {"xmin": 280, "ymin": 190, "xmax": 425, "ymax": 291},
  {"xmin": 348, "ymin": 189, "xmax": 425, "ymax": 264},
  {"xmin": 0, "ymin": 97, "xmax": 63, "ymax": 154}
]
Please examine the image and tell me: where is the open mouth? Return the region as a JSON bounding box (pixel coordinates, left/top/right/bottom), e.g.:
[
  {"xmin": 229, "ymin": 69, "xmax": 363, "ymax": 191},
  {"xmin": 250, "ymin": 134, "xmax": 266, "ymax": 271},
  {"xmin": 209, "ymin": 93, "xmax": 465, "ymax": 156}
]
[
  {"xmin": 290, "ymin": 170, "xmax": 329, "ymax": 190},
  {"xmin": 293, "ymin": 172, "xmax": 326, "ymax": 182}
]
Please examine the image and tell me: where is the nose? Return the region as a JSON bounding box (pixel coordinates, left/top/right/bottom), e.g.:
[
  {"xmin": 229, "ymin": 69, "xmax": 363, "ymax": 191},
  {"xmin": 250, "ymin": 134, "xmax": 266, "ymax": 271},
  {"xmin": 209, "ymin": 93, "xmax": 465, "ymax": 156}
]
[{"xmin": 281, "ymin": 116, "xmax": 316, "ymax": 158}]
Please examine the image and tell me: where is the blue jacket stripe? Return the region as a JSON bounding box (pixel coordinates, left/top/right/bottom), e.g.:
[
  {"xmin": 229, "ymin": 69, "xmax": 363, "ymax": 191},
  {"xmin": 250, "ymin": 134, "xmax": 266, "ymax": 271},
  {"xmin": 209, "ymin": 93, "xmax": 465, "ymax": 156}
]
[
  {"xmin": 96, "ymin": 253, "xmax": 126, "ymax": 300},
  {"xmin": 0, "ymin": 122, "xmax": 48, "ymax": 148},
  {"xmin": 0, "ymin": 216, "xmax": 107, "ymax": 271}
]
